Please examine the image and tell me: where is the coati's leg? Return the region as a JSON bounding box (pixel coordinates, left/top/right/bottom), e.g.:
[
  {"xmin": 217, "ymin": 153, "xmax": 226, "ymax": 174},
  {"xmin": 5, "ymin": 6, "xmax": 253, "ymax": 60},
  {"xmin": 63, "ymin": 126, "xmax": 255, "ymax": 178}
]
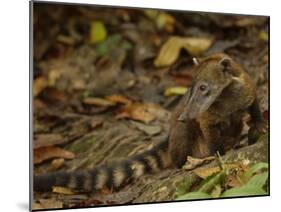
[
  {"xmin": 191, "ymin": 135, "xmax": 219, "ymax": 159},
  {"xmin": 248, "ymin": 99, "xmax": 268, "ymax": 144},
  {"xmin": 168, "ymin": 121, "xmax": 196, "ymax": 168},
  {"xmin": 222, "ymin": 117, "xmax": 244, "ymax": 151},
  {"xmin": 249, "ymin": 99, "xmax": 267, "ymax": 129},
  {"xmin": 196, "ymin": 113, "xmax": 224, "ymax": 155}
]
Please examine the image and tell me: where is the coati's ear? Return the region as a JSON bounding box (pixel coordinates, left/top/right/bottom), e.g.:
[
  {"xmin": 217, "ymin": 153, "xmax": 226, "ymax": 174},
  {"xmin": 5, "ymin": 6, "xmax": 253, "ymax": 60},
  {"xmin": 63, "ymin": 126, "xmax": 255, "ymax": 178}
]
[
  {"xmin": 192, "ymin": 57, "xmax": 200, "ymax": 66},
  {"xmin": 219, "ymin": 57, "xmax": 232, "ymax": 73}
]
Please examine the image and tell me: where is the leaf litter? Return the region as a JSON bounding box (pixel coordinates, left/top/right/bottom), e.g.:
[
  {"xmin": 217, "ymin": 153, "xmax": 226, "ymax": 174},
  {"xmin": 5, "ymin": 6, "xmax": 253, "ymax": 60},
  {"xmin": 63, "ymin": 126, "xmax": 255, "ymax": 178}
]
[{"xmin": 33, "ymin": 4, "xmax": 268, "ymax": 209}]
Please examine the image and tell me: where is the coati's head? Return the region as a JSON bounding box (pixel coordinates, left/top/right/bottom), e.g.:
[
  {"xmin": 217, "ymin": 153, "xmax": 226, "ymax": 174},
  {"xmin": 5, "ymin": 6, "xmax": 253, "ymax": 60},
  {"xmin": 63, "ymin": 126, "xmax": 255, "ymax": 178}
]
[{"xmin": 178, "ymin": 53, "xmax": 242, "ymax": 120}]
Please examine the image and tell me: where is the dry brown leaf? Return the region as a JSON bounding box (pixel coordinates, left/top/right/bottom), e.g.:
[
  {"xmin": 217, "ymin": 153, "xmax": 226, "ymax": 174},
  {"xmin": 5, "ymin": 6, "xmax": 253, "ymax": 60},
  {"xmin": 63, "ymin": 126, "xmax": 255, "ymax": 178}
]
[
  {"xmin": 48, "ymin": 69, "xmax": 62, "ymax": 86},
  {"xmin": 43, "ymin": 88, "xmax": 68, "ymax": 103},
  {"xmin": 39, "ymin": 199, "xmax": 63, "ymax": 209},
  {"xmin": 32, "ymin": 202, "xmax": 43, "ymax": 210},
  {"xmin": 130, "ymin": 105, "xmax": 155, "ymax": 123},
  {"xmin": 235, "ymin": 17, "xmax": 258, "ymax": 27},
  {"xmin": 154, "ymin": 36, "xmax": 213, "ymax": 67},
  {"xmin": 116, "ymin": 105, "xmax": 155, "ymax": 123},
  {"xmin": 33, "ymin": 199, "xmax": 63, "ymax": 209},
  {"xmin": 49, "ymin": 158, "xmax": 65, "ymax": 171},
  {"xmin": 33, "ymin": 76, "xmax": 48, "ymax": 97},
  {"xmin": 33, "ymin": 133, "xmax": 65, "ymax": 149},
  {"xmin": 225, "ymin": 160, "xmax": 250, "ymax": 187},
  {"xmin": 52, "ymin": 186, "xmax": 75, "ymax": 195},
  {"xmin": 83, "ymin": 97, "xmax": 116, "ymax": 107},
  {"xmin": 34, "ymin": 146, "xmax": 75, "ymax": 164},
  {"xmin": 90, "ymin": 117, "xmax": 104, "ymax": 129},
  {"xmin": 116, "ymin": 103, "xmax": 166, "ymax": 124},
  {"xmin": 171, "ymin": 75, "xmax": 193, "ymax": 86},
  {"xmin": 100, "ymin": 187, "xmax": 113, "ymax": 195},
  {"xmin": 226, "ymin": 174, "xmax": 243, "ymax": 188},
  {"xmin": 135, "ymin": 103, "xmax": 169, "ymax": 121},
  {"xmin": 57, "ymin": 34, "xmax": 76, "ymax": 45},
  {"xmin": 263, "ymin": 110, "xmax": 268, "ymax": 121},
  {"xmin": 72, "ymin": 198, "xmax": 104, "ymax": 208},
  {"xmin": 33, "ymin": 99, "xmax": 47, "ymax": 110},
  {"xmin": 105, "ymin": 94, "xmax": 132, "ymax": 105}
]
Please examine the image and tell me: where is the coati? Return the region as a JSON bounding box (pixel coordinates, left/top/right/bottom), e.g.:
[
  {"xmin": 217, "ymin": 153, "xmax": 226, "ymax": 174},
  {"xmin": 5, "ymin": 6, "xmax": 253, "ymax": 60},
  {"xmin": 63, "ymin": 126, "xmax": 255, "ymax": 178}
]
[{"xmin": 34, "ymin": 53, "xmax": 267, "ymax": 192}]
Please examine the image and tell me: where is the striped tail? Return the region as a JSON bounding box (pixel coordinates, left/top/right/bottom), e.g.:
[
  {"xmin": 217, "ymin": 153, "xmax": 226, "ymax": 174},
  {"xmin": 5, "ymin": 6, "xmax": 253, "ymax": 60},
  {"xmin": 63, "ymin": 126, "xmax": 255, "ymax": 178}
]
[{"xmin": 34, "ymin": 139, "xmax": 171, "ymax": 192}]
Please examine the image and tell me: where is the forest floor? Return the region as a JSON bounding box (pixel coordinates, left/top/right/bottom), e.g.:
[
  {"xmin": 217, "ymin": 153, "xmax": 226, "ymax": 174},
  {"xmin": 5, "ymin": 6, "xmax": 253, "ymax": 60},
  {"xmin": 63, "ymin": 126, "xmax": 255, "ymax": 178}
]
[{"xmin": 32, "ymin": 4, "xmax": 269, "ymax": 210}]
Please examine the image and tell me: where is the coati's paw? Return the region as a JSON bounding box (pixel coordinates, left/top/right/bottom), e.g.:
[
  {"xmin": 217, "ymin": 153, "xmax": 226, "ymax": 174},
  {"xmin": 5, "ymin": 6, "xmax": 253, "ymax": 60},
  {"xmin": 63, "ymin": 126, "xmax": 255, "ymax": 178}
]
[
  {"xmin": 182, "ymin": 156, "xmax": 215, "ymax": 170},
  {"xmin": 248, "ymin": 121, "xmax": 268, "ymax": 145},
  {"xmin": 255, "ymin": 121, "xmax": 268, "ymax": 134}
]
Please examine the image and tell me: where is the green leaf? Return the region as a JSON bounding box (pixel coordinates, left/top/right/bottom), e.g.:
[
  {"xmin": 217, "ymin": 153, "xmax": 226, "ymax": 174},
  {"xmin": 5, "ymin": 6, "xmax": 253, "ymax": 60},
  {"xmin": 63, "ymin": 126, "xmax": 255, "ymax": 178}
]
[
  {"xmin": 198, "ymin": 171, "xmax": 226, "ymax": 193},
  {"xmin": 107, "ymin": 34, "xmax": 122, "ymax": 46},
  {"xmin": 176, "ymin": 191, "xmax": 212, "ymax": 200},
  {"xmin": 121, "ymin": 41, "xmax": 133, "ymax": 51},
  {"xmin": 221, "ymin": 168, "xmax": 268, "ymax": 198},
  {"xmin": 211, "ymin": 185, "xmax": 222, "ymax": 198},
  {"xmin": 95, "ymin": 34, "xmax": 131, "ymax": 57},
  {"xmin": 221, "ymin": 185, "xmax": 267, "ymax": 197},
  {"xmin": 82, "ymin": 90, "xmax": 92, "ymax": 98},
  {"xmin": 175, "ymin": 175, "xmax": 197, "ymax": 197},
  {"xmin": 89, "ymin": 21, "xmax": 107, "ymax": 44},
  {"xmin": 95, "ymin": 42, "xmax": 108, "ymax": 56},
  {"xmin": 246, "ymin": 172, "xmax": 268, "ymax": 188},
  {"xmin": 95, "ymin": 34, "xmax": 121, "ymax": 56},
  {"xmin": 243, "ymin": 162, "xmax": 268, "ymax": 179}
]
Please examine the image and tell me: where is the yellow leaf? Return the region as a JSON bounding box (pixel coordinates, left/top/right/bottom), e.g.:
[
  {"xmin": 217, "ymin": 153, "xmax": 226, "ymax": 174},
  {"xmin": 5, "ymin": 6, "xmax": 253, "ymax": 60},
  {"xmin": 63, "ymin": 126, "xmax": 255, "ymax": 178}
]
[
  {"xmin": 144, "ymin": 9, "xmax": 158, "ymax": 19},
  {"xmin": 194, "ymin": 164, "xmax": 240, "ymax": 179},
  {"xmin": 33, "ymin": 199, "xmax": 63, "ymax": 209},
  {"xmin": 49, "ymin": 158, "xmax": 65, "ymax": 171},
  {"xmin": 52, "ymin": 186, "xmax": 75, "ymax": 195},
  {"xmin": 259, "ymin": 30, "xmax": 268, "ymax": 41},
  {"xmin": 48, "ymin": 69, "xmax": 61, "ymax": 86},
  {"xmin": 194, "ymin": 166, "xmax": 221, "ymax": 179},
  {"xmin": 157, "ymin": 12, "xmax": 175, "ymax": 29},
  {"xmin": 33, "ymin": 76, "xmax": 48, "ymax": 97},
  {"xmin": 154, "ymin": 36, "xmax": 213, "ymax": 67},
  {"xmin": 164, "ymin": 86, "xmax": 188, "ymax": 96},
  {"xmin": 89, "ymin": 21, "xmax": 107, "ymax": 44},
  {"xmin": 32, "ymin": 202, "xmax": 43, "ymax": 210},
  {"xmin": 182, "ymin": 37, "xmax": 213, "ymax": 55},
  {"xmin": 144, "ymin": 10, "xmax": 175, "ymax": 32}
]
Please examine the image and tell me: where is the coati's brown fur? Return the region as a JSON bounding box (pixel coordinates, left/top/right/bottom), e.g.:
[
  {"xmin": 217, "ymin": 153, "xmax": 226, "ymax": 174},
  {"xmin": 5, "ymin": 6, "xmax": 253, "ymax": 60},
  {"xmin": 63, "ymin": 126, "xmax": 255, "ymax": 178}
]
[{"xmin": 34, "ymin": 53, "xmax": 267, "ymax": 192}]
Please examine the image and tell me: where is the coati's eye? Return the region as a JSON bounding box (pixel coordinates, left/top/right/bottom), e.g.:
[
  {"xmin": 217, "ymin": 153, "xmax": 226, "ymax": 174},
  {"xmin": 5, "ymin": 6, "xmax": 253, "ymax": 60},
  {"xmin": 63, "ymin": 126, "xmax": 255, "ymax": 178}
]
[{"xmin": 199, "ymin": 85, "xmax": 207, "ymax": 91}]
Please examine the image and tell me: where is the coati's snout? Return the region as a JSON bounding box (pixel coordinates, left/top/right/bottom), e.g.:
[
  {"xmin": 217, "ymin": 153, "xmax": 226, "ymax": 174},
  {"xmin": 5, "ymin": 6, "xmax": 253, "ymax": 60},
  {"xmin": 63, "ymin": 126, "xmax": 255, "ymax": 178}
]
[
  {"xmin": 178, "ymin": 81, "xmax": 222, "ymax": 120},
  {"xmin": 177, "ymin": 55, "xmax": 235, "ymax": 121}
]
